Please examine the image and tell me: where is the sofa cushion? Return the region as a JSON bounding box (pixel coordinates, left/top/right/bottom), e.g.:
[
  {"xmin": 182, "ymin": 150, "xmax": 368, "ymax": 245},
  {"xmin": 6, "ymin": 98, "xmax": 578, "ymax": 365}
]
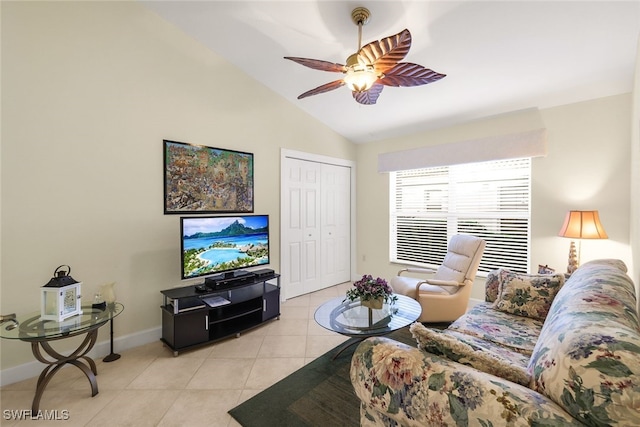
[
  {"xmin": 528, "ymin": 259, "xmax": 640, "ymax": 426},
  {"xmin": 493, "ymin": 271, "xmax": 565, "ymax": 320},
  {"xmin": 448, "ymin": 302, "xmax": 543, "ymax": 355},
  {"xmin": 410, "ymin": 322, "xmax": 531, "ymax": 386},
  {"xmin": 443, "ymin": 330, "xmax": 531, "ymax": 369}
]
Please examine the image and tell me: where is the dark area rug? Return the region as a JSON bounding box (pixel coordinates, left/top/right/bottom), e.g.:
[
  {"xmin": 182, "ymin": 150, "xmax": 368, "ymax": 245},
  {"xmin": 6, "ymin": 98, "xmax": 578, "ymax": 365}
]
[{"xmin": 228, "ymin": 326, "xmax": 421, "ymax": 427}]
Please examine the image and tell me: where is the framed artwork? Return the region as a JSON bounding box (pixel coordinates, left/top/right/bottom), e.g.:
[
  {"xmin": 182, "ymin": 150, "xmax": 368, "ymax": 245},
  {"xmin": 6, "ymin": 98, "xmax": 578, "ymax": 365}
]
[{"xmin": 164, "ymin": 140, "xmax": 254, "ymax": 214}]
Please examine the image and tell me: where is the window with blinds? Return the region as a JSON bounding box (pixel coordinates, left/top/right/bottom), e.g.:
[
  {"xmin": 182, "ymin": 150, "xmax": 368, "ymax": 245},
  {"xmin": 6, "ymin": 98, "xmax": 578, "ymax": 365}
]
[{"xmin": 390, "ymin": 158, "xmax": 531, "ymax": 274}]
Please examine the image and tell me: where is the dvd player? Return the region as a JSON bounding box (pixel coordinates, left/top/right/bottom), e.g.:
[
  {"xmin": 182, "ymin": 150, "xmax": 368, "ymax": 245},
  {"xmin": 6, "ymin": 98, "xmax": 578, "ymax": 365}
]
[{"xmin": 253, "ymin": 268, "xmax": 275, "ymax": 278}]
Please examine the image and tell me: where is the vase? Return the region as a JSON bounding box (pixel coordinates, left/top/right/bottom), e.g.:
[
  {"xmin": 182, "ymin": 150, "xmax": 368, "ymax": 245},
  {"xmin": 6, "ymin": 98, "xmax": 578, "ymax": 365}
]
[
  {"xmin": 361, "ymin": 297, "xmax": 383, "ymax": 310},
  {"xmin": 101, "ymin": 282, "xmax": 116, "ymax": 304}
]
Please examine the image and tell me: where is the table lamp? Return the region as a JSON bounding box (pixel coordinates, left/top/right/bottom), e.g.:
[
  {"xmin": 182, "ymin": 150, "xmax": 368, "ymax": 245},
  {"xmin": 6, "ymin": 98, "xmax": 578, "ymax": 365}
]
[{"xmin": 558, "ymin": 210, "xmax": 608, "ymax": 275}]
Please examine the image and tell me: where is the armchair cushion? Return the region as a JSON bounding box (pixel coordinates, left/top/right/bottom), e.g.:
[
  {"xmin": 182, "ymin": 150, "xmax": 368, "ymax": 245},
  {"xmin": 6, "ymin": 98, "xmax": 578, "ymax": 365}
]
[
  {"xmin": 493, "ymin": 271, "xmax": 565, "ymax": 320},
  {"xmin": 434, "ymin": 234, "xmax": 484, "ymax": 285}
]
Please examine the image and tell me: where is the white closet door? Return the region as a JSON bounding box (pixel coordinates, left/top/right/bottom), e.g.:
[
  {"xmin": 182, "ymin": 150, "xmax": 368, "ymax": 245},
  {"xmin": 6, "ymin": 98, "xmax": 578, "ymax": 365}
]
[
  {"xmin": 282, "ymin": 158, "xmax": 322, "ymax": 298},
  {"xmin": 282, "ymin": 157, "xmax": 352, "ymax": 299},
  {"xmin": 321, "ymin": 163, "xmax": 351, "ymax": 287}
]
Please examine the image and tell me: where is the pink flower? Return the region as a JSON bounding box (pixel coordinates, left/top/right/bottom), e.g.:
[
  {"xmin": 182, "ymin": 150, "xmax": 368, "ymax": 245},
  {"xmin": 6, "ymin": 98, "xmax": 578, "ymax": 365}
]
[{"xmin": 371, "ymin": 343, "xmax": 423, "ymax": 390}]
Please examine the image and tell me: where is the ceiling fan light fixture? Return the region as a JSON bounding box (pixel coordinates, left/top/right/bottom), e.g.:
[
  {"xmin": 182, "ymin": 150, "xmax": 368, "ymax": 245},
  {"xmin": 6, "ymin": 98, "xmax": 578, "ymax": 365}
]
[{"xmin": 344, "ymin": 66, "xmax": 378, "ymax": 92}]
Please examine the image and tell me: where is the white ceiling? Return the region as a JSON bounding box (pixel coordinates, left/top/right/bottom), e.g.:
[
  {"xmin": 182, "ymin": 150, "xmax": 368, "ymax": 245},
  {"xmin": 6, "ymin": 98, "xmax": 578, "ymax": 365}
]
[{"xmin": 142, "ymin": 1, "xmax": 640, "ymax": 143}]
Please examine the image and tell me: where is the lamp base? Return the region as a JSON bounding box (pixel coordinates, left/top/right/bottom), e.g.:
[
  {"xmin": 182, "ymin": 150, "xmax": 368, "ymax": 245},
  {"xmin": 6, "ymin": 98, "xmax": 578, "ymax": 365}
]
[
  {"xmin": 566, "ymin": 240, "xmax": 578, "ymax": 275},
  {"xmin": 103, "ymin": 316, "xmax": 120, "ymax": 363},
  {"xmin": 103, "ymin": 353, "xmax": 121, "ymax": 363}
]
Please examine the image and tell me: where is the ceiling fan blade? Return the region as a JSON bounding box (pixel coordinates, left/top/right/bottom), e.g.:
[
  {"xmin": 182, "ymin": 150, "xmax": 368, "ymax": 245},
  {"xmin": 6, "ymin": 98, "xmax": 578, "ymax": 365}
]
[
  {"xmin": 379, "ymin": 63, "xmax": 446, "ymax": 87},
  {"xmin": 352, "ymin": 83, "xmax": 384, "ymax": 105},
  {"xmin": 284, "ymin": 57, "xmax": 345, "ymax": 73},
  {"xmin": 297, "ymin": 79, "xmax": 345, "ymax": 99},
  {"xmin": 358, "ymin": 29, "xmax": 412, "ymax": 74}
]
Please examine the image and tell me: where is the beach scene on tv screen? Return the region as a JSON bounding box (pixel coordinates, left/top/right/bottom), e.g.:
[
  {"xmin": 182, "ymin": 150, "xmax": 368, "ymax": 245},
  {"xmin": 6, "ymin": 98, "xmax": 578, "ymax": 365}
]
[{"xmin": 182, "ymin": 216, "xmax": 269, "ymax": 278}]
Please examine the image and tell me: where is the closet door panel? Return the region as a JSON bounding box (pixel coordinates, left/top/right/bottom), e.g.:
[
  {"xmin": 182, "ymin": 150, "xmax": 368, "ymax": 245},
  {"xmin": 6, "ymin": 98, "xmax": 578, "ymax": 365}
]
[
  {"xmin": 282, "ymin": 156, "xmax": 351, "ymax": 298},
  {"xmin": 321, "ymin": 163, "xmax": 351, "ymax": 287},
  {"xmin": 282, "ymin": 158, "xmax": 321, "ymax": 298}
]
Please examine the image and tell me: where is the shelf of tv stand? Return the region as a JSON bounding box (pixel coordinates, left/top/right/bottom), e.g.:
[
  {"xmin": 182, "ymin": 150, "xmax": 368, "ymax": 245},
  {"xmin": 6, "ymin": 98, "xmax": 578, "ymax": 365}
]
[{"xmin": 160, "ymin": 273, "xmax": 280, "ymax": 356}]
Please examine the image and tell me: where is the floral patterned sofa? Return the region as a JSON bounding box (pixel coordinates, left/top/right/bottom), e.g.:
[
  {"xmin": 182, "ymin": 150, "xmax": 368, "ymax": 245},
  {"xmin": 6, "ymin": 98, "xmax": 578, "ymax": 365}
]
[{"xmin": 350, "ymin": 259, "xmax": 640, "ymax": 426}]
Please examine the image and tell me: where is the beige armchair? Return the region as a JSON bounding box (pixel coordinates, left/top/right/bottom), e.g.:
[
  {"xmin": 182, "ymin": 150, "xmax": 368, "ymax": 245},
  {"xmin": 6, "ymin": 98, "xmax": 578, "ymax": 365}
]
[{"xmin": 390, "ymin": 234, "xmax": 486, "ymax": 323}]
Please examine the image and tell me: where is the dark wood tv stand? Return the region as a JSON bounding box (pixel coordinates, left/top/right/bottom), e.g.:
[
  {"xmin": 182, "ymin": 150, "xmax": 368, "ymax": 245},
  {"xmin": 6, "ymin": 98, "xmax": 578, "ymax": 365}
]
[{"xmin": 160, "ymin": 272, "xmax": 280, "ymax": 356}]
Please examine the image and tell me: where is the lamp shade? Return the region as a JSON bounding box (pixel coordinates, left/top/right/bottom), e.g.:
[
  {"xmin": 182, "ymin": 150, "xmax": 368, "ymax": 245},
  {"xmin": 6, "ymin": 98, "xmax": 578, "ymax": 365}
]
[{"xmin": 558, "ymin": 210, "xmax": 608, "ymax": 239}]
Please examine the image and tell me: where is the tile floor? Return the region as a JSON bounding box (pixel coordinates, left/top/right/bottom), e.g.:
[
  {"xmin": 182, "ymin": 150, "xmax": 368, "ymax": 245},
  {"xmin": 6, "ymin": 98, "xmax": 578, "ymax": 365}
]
[{"xmin": 0, "ymin": 283, "xmax": 353, "ymax": 426}]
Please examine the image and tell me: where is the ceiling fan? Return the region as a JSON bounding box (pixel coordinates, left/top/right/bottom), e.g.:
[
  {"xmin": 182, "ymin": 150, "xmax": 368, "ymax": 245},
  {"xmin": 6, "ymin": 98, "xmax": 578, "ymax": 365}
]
[{"xmin": 284, "ymin": 7, "xmax": 446, "ymax": 105}]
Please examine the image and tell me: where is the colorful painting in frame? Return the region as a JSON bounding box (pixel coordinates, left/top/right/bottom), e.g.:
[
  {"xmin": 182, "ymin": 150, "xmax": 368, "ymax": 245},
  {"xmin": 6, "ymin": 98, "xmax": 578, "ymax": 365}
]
[{"xmin": 164, "ymin": 140, "xmax": 254, "ymax": 214}]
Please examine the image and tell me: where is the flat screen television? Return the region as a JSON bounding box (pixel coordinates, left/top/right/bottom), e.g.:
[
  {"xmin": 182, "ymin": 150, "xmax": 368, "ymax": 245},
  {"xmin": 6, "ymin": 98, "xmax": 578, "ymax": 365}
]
[{"xmin": 180, "ymin": 214, "xmax": 270, "ymax": 281}]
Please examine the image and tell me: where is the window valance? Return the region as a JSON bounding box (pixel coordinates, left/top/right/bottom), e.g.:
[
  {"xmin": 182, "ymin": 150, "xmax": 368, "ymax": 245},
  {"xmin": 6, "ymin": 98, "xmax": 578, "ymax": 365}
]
[{"xmin": 378, "ymin": 128, "xmax": 547, "ymax": 173}]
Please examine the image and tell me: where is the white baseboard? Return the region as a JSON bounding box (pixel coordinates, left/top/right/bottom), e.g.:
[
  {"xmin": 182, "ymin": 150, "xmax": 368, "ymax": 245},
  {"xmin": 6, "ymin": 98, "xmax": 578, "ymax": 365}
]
[{"xmin": 0, "ymin": 326, "xmax": 162, "ymax": 387}]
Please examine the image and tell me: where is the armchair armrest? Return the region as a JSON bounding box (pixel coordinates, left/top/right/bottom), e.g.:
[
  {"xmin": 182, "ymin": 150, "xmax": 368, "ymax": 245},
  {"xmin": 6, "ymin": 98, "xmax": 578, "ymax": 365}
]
[
  {"xmin": 350, "ymin": 337, "xmax": 582, "ymax": 426},
  {"xmin": 422, "ymin": 279, "xmax": 463, "ymax": 287},
  {"xmin": 397, "ymin": 267, "xmax": 436, "ymax": 276}
]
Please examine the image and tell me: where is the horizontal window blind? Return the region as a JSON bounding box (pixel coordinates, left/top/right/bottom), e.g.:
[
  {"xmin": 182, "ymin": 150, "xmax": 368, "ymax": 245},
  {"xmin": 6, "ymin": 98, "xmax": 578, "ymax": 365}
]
[{"xmin": 390, "ymin": 158, "xmax": 531, "ymax": 274}]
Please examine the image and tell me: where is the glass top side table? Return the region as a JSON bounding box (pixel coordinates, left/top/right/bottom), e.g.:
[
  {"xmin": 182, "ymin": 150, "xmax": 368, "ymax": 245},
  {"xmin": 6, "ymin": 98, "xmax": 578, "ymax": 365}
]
[{"xmin": 0, "ymin": 303, "xmax": 124, "ymax": 415}]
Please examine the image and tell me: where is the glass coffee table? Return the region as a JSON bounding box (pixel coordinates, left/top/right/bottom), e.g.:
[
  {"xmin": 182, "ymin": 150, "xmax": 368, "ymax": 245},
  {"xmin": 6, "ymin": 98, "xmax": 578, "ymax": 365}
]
[{"xmin": 314, "ymin": 294, "xmax": 421, "ymax": 359}]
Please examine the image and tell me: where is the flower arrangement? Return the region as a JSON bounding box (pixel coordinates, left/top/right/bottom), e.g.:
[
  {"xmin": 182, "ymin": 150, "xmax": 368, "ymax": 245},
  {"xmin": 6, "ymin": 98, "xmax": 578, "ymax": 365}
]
[{"xmin": 345, "ymin": 274, "xmax": 397, "ymax": 306}]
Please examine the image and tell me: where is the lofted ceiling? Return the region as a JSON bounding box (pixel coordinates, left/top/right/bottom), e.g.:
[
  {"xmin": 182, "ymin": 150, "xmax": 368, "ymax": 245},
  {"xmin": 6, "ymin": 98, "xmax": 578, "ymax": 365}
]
[{"xmin": 142, "ymin": 1, "xmax": 640, "ymax": 143}]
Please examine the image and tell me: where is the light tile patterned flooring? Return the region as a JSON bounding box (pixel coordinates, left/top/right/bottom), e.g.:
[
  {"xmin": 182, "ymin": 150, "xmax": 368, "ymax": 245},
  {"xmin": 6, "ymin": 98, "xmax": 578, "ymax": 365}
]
[{"xmin": 0, "ymin": 283, "xmax": 353, "ymax": 426}]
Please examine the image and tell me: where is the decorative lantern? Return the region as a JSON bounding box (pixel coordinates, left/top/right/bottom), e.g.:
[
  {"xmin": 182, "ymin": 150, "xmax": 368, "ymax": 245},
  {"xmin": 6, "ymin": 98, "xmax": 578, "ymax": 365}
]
[{"xmin": 40, "ymin": 265, "xmax": 83, "ymax": 321}]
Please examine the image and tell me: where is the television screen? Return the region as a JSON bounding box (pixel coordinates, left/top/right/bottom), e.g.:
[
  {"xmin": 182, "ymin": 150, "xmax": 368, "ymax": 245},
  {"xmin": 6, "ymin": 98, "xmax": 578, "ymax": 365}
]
[{"xmin": 181, "ymin": 215, "xmax": 269, "ymax": 280}]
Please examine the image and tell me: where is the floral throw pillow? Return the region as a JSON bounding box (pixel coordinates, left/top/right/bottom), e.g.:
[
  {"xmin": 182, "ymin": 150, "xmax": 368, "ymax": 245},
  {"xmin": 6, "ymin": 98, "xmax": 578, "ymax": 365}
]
[
  {"xmin": 492, "ymin": 272, "xmax": 565, "ymax": 320},
  {"xmin": 484, "ymin": 269, "xmax": 502, "ymax": 302},
  {"xmin": 485, "ymin": 268, "xmax": 511, "ymax": 302}
]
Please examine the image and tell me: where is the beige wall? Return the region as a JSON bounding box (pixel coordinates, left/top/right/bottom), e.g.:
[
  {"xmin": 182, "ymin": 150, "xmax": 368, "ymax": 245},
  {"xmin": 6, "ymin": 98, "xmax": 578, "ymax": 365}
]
[
  {"xmin": 357, "ymin": 94, "xmax": 633, "ymax": 301},
  {"xmin": 0, "ymin": 2, "xmax": 355, "ymax": 370}
]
